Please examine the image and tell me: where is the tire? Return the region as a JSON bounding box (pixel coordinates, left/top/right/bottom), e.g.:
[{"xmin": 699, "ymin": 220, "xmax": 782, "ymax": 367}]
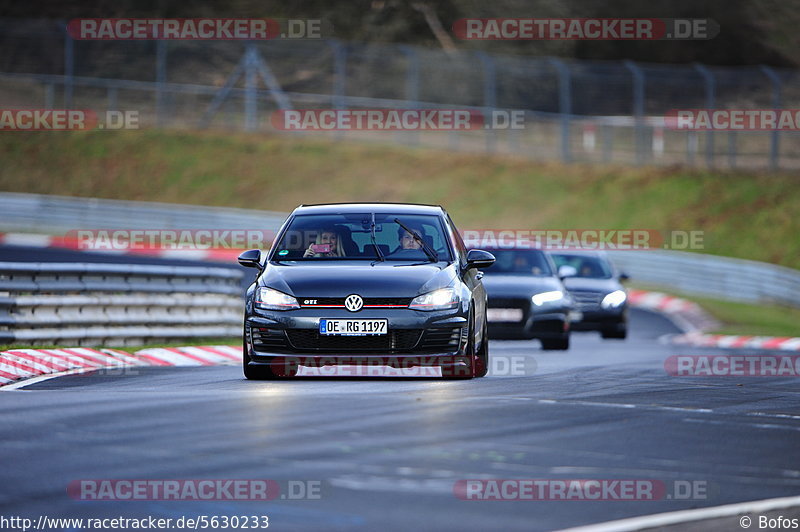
[
  {"xmin": 442, "ymin": 310, "xmax": 476, "ymax": 379},
  {"xmin": 473, "ymin": 318, "xmax": 489, "ymax": 378},
  {"xmin": 242, "ymin": 328, "xmax": 283, "ymax": 379},
  {"xmin": 541, "ymin": 336, "xmax": 570, "ymax": 351}
]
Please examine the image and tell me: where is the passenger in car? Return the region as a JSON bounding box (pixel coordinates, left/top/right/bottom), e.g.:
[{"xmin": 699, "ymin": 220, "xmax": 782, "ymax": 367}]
[{"xmin": 303, "ymin": 227, "xmax": 346, "ymax": 258}]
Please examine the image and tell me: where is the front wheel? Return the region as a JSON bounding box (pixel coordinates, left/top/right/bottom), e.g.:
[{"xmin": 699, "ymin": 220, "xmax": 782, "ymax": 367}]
[
  {"xmin": 442, "ymin": 311, "xmax": 476, "ymax": 379},
  {"xmin": 473, "ymin": 318, "xmax": 489, "ymax": 378}
]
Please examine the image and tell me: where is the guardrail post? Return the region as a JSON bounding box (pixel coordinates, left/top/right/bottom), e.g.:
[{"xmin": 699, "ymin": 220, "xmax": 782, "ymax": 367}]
[
  {"xmin": 107, "ymin": 87, "xmax": 118, "ymax": 112},
  {"xmin": 693, "ymin": 63, "xmax": 716, "ymax": 168},
  {"xmin": 547, "ymin": 58, "xmax": 572, "ymax": 163},
  {"xmin": 624, "ymin": 60, "xmax": 645, "ymax": 166},
  {"xmin": 155, "ymin": 38, "xmax": 167, "ymax": 127},
  {"xmin": 728, "ymin": 131, "xmax": 737, "ymax": 169},
  {"xmin": 760, "ymin": 65, "xmax": 782, "ymax": 172},
  {"xmin": 477, "ymin": 52, "xmax": 497, "ymax": 153}
]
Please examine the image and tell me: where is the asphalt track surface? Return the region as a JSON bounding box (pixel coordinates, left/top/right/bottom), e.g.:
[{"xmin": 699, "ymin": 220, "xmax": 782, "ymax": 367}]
[{"xmin": 2, "ymin": 245, "xmax": 800, "ymax": 530}]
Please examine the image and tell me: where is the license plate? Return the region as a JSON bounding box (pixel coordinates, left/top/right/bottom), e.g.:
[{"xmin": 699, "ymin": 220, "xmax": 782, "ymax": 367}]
[
  {"xmin": 487, "ymin": 308, "xmax": 523, "ymax": 323},
  {"xmin": 320, "ymin": 319, "xmax": 388, "ymax": 336}
]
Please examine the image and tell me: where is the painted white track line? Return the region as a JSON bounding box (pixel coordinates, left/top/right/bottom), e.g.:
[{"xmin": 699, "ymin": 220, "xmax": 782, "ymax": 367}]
[{"xmin": 560, "ymin": 494, "xmax": 800, "ymax": 532}]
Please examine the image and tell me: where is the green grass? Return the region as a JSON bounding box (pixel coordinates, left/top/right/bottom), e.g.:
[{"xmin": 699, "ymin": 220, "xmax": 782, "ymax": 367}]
[
  {"xmin": 1, "ymin": 130, "xmax": 798, "ymax": 268},
  {"xmin": 630, "ymin": 283, "xmax": 800, "ymax": 337}
]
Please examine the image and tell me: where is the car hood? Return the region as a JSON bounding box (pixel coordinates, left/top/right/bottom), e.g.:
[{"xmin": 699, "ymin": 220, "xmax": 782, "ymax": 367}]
[
  {"xmin": 481, "ymin": 274, "xmax": 563, "ymax": 296},
  {"xmin": 562, "ymin": 277, "xmax": 622, "ymax": 293},
  {"xmin": 260, "ymin": 261, "xmax": 457, "ymax": 297}
]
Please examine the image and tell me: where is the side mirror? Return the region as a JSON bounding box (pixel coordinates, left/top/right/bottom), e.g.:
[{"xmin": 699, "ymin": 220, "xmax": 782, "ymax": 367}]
[
  {"xmin": 237, "ymin": 249, "xmax": 262, "ymax": 268},
  {"xmin": 618, "ymin": 272, "xmax": 630, "ymax": 282},
  {"xmin": 466, "ymin": 249, "xmax": 496, "ymax": 270},
  {"xmin": 558, "ymin": 265, "xmax": 578, "ymax": 280}
]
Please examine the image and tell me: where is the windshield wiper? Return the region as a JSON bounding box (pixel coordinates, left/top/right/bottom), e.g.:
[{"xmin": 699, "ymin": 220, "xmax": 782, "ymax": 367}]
[
  {"xmin": 370, "ymin": 212, "xmax": 385, "ymax": 263},
  {"xmin": 394, "ymin": 218, "xmax": 438, "ymax": 263}
]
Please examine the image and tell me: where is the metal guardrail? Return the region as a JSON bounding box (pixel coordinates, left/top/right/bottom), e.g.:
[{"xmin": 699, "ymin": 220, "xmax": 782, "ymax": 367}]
[
  {"xmin": 608, "ymin": 250, "xmax": 800, "ymax": 308},
  {"xmin": 0, "ymin": 192, "xmax": 287, "ymax": 235},
  {"xmin": 0, "ymin": 262, "xmax": 245, "ymax": 346},
  {"xmin": 1, "ymin": 194, "xmax": 798, "ymax": 310}
]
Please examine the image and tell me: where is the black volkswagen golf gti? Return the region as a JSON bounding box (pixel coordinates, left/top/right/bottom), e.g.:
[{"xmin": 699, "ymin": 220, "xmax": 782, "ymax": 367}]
[{"xmin": 238, "ymin": 203, "xmax": 496, "ymax": 379}]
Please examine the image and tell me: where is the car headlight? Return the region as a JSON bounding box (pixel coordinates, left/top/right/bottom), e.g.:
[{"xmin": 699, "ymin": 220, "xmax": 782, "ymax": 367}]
[
  {"xmin": 531, "ymin": 290, "xmax": 565, "ymax": 306},
  {"xmin": 601, "ymin": 290, "xmax": 627, "ymax": 309},
  {"xmin": 255, "ymin": 287, "xmax": 300, "ymax": 311},
  {"xmin": 409, "ymin": 288, "xmax": 459, "ymax": 311}
]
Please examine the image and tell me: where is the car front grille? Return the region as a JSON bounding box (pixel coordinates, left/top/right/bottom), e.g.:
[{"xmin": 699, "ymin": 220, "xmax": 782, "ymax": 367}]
[
  {"xmin": 569, "ymin": 290, "xmax": 604, "ymax": 309},
  {"xmin": 298, "ymin": 297, "xmax": 412, "ymax": 308},
  {"xmin": 285, "ymin": 329, "xmax": 422, "ymax": 351}
]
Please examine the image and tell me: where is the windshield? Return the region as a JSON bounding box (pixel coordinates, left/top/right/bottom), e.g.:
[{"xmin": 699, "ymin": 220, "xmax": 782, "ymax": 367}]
[
  {"xmin": 481, "ymin": 249, "xmax": 554, "ymax": 276},
  {"xmin": 270, "ymin": 213, "xmax": 453, "ymax": 262},
  {"xmin": 550, "ymin": 253, "xmax": 614, "ymax": 279}
]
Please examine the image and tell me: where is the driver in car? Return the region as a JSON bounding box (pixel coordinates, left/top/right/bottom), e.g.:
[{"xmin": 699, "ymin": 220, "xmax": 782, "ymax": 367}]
[{"xmin": 396, "ymin": 226, "xmax": 424, "ymax": 251}]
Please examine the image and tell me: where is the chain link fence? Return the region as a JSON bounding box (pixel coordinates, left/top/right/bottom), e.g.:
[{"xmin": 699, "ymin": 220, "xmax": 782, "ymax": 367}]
[{"xmin": 3, "ymin": 19, "xmax": 800, "ymax": 170}]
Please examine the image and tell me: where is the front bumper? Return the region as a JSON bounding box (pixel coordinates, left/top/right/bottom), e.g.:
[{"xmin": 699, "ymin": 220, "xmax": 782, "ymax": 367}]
[
  {"xmin": 570, "ymin": 306, "xmax": 627, "ymax": 332},
  {"xmin": 245, "ymin": 306, "xmax": 470, "ymax": 363},
  {"xmin": 487, "ymin": 310, "xmax": 570, "ymax": 340}
]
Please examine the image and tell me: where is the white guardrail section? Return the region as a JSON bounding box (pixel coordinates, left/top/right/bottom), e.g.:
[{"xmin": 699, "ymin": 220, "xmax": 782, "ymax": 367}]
[
  {"xmin": 0, "ymin": 192, "xmax": 287, "ymax": 234},
  {"xmin": 607, "ymin": 250, "xmax": 800, "ymax": 308},
  {"xmin": 0, "ymin": 193, "xmax": 798, "ymax": 309},
  {"xmin": 0, "ymin": 262, "xmax": 245, "ymax": 346}
]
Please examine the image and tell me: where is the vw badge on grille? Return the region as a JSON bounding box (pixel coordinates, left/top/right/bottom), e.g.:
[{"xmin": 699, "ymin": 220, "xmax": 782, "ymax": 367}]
[{"xmin": 344, "ymin": 294, "xmax": 363, "ymax": 312}]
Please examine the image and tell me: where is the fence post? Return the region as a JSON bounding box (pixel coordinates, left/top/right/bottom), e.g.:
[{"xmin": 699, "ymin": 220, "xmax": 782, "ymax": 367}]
[
  {"xmin": 693, "ymin": 63, "xmax": 716, "ymax": 168},
  {"xmin": 44, "ymin": 83, "xmax": 54, "ymax": 109},
  {"xmin": 63, "ymin": 24, "xmax": 74, "ymax": 107},
  {"xmin": 329, "ymin": 40, "xmax": 347, "ymax": 141},
  {"xmin": 760, "ymin": 65, "xmax": 782, "ymax": 171},
  {"xmin": 547, "ymin": 58, "xmax": 572, "ymax": 163},
  {"xmin": 156, "ymin": 38, "xmax": 167, "ymax": 126},
  {"xmin": 244, "ymin": 46, "xmax": 258, "ymax": 131},
  {"xmin": 477, "ymin": 52, "xmax": 497, "ymax": 153},
  {"xmin": 399, "ymin": 45, "xmax": 420, "ymax": 146},
  {"xmin": 624, "ymin": 60, "xmax": 645, "ymax": 166}
]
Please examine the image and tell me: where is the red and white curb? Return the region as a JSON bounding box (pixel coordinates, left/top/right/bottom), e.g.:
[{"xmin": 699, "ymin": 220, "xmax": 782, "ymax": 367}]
[
  {"xmin": 672, "ymin": 332, "xmax": 800, "ymax": 351},
  {"xmin": 0, "ymin": 232, "xmax": 242, "ymax": 263},
  {"xmin": 628, "ymin": 289, "xmax": 800, "ymax": 352},
  {"xmin": 0, "ymin": 345, "xmax": 242, "ymax": 388},
  {"xmin": 627, "ymin": 289, "xmax": 720, "ymax": 333}
]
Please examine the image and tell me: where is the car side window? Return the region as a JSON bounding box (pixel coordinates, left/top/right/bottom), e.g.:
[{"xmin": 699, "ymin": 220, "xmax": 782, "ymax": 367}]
[{"xmin": 446, "ymin": 214, "xmax": 467, "ymax": 264}]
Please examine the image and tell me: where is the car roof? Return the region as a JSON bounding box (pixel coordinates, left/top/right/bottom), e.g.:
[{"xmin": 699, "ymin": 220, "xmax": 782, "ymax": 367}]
[{"xmin": 292, "ymin": 203, "xmax": 445, "ymax": 216}]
